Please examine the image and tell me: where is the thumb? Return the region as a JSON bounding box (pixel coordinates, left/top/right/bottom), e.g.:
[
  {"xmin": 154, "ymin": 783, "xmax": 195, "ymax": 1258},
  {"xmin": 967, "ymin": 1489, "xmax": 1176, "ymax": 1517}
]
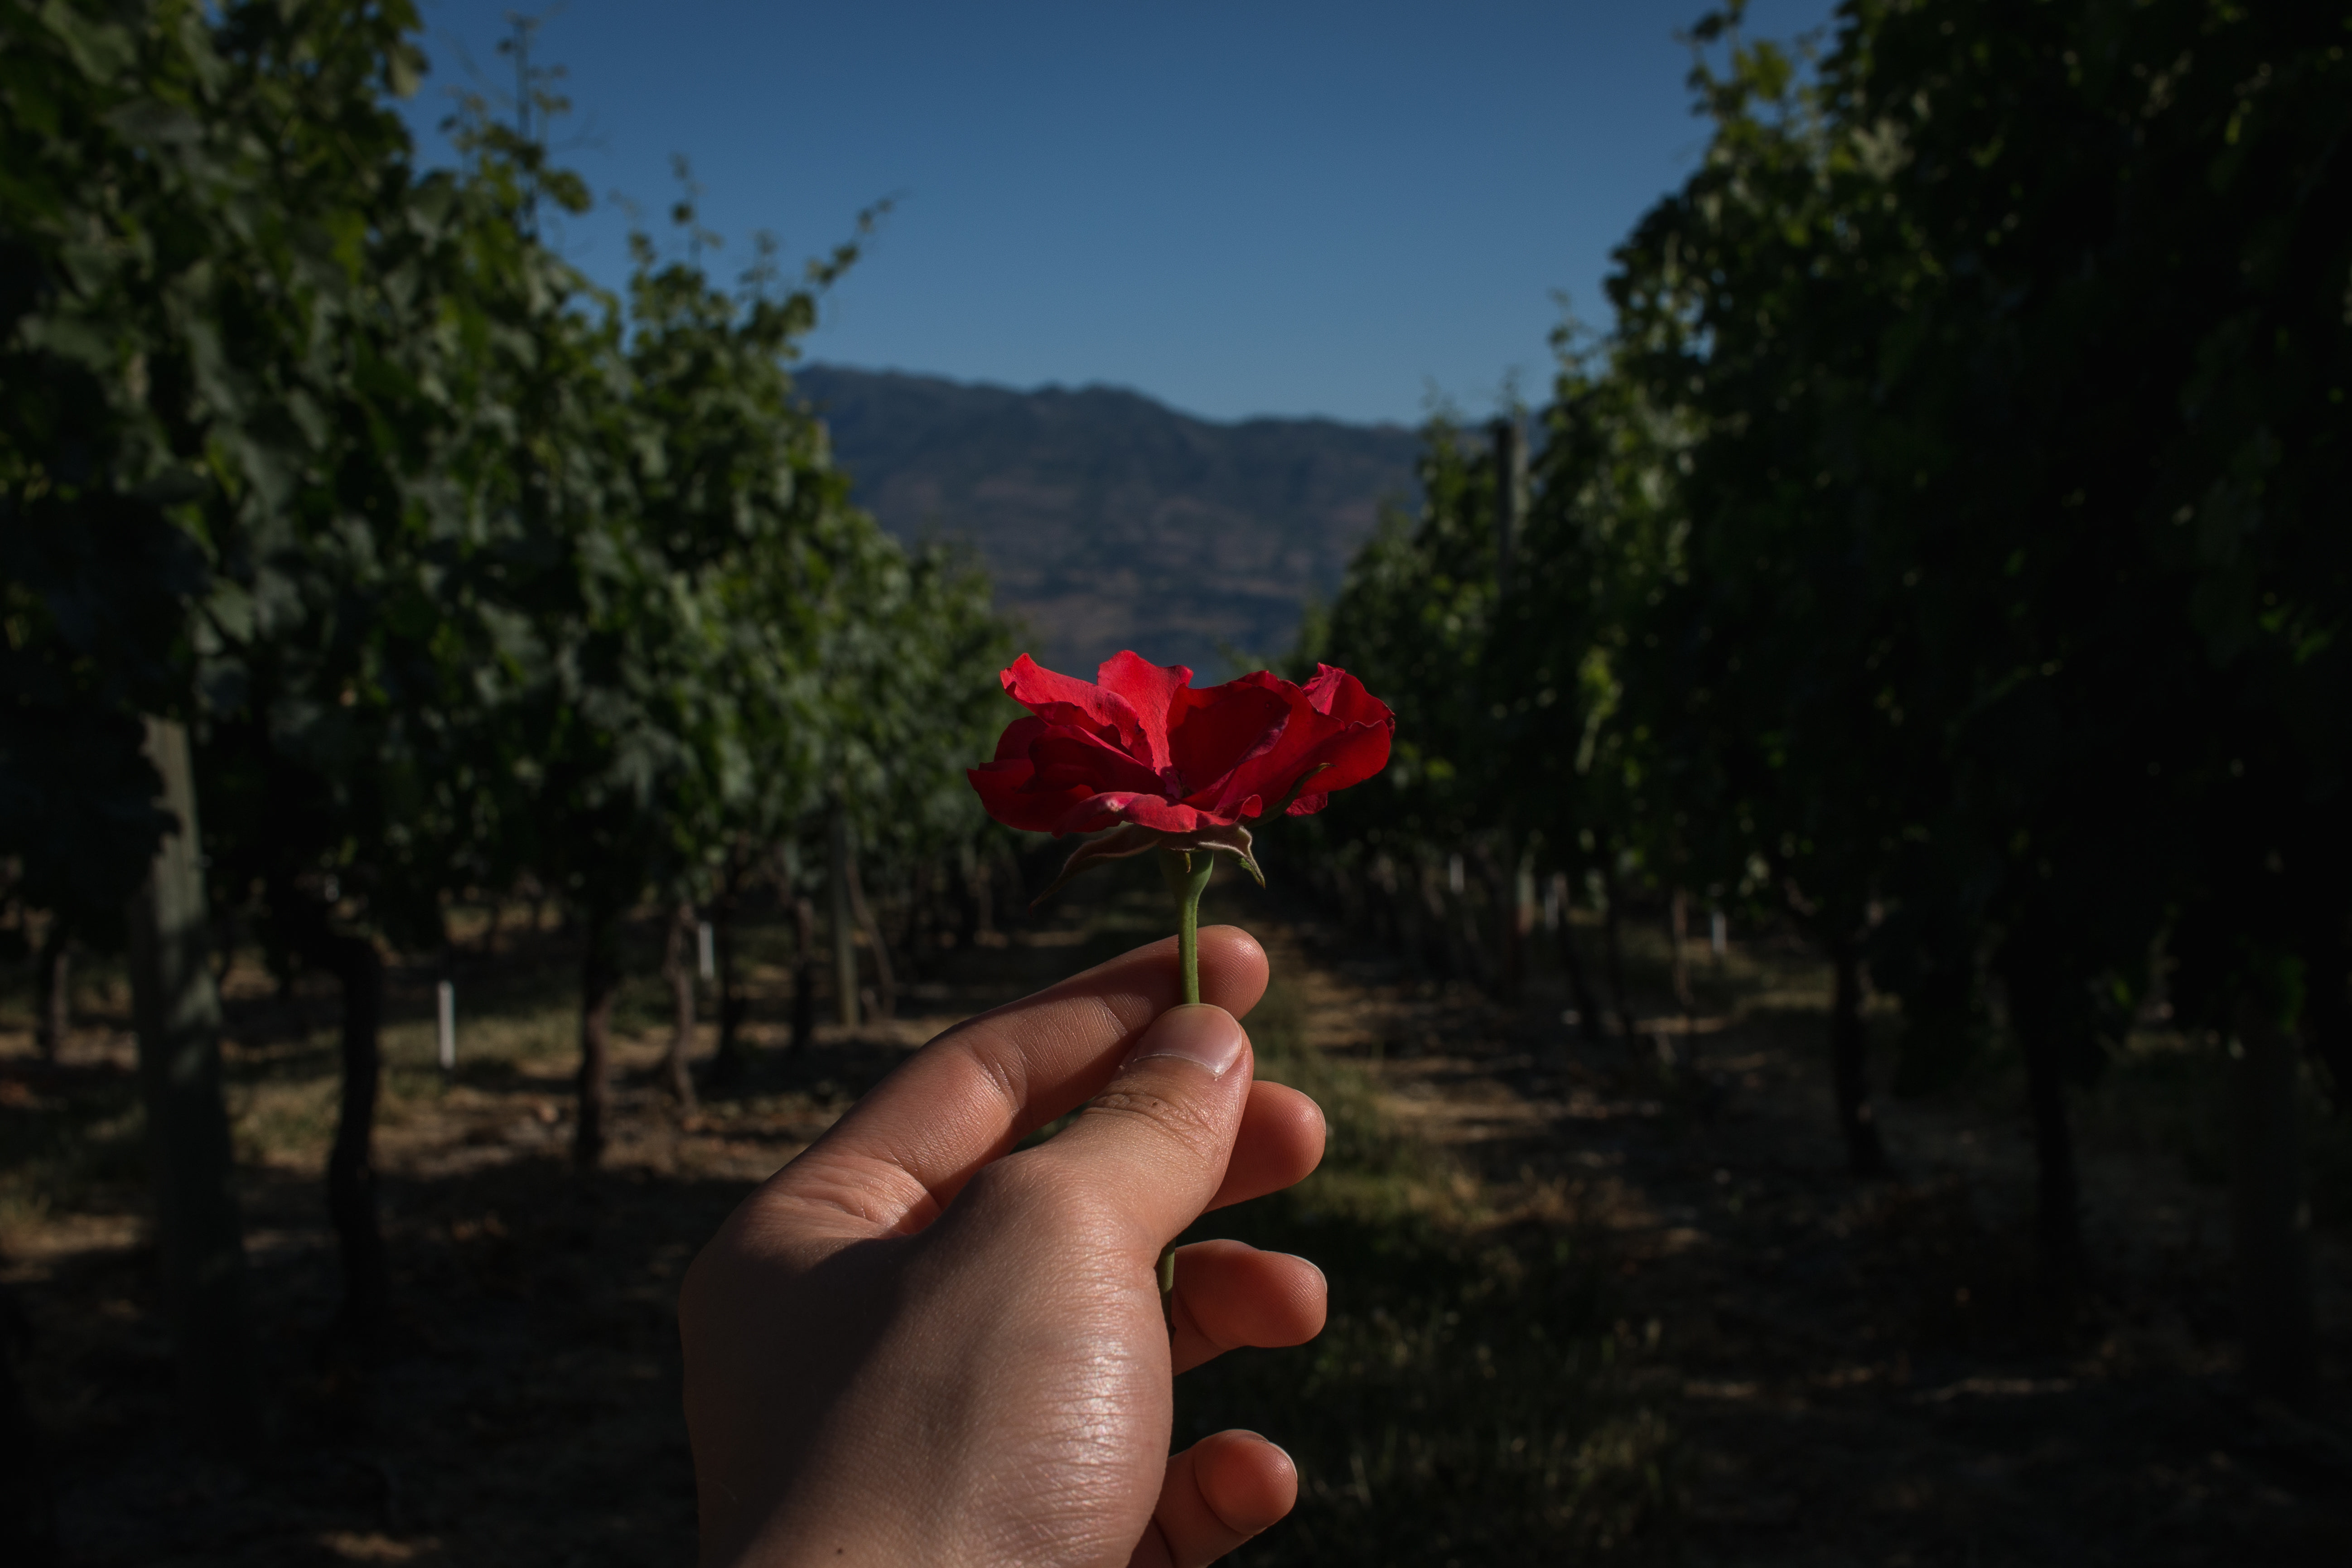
[{"xmin": 1034, "ymin": 1004, "xmax": 1254, "ymax": 1255}]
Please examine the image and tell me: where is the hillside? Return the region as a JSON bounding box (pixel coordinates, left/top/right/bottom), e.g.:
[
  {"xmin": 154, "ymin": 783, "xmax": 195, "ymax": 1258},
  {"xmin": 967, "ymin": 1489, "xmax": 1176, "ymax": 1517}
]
[{"xmin": 794, "ymin": 365, "xmax": 1423, "ymax": 677}]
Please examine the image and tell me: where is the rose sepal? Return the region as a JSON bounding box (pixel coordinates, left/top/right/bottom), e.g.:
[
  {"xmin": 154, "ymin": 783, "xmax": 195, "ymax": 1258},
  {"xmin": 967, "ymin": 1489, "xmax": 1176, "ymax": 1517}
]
[
  {"xmin": 1029, "ymin": 821, "xmax": 1263, "ymax": 910},
  {"xmin": 1176, "ymin": 821, "xmax": 1264, "ymax": 884}
]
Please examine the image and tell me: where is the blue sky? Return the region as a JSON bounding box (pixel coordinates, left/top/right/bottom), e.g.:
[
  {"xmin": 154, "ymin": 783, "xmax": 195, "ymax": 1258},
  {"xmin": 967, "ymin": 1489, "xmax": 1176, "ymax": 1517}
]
[{"xmin": 404, "ymin": 0, "xmax": 1837, "ymax": 425}]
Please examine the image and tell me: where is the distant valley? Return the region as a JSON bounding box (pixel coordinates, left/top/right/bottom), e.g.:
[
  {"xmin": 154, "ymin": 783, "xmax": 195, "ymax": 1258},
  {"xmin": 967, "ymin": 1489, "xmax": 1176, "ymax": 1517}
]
[{"xmin": 795, "ymin": 365, "xmax": 1424, "ymax": 678}]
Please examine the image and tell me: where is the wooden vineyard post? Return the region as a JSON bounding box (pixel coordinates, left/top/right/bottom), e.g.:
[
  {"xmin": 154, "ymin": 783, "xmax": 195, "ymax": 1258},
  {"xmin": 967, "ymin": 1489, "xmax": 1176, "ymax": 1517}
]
[
  {"xmin": 715, "ymin": 898, "xmax": 746, "ymax": 1062},
  {"xmin": 1597, "ymin": 858, "xmax": 1642, "ymax": 1051},
  {"xmin": 575, "ymin": 906, "xmax": 621, "ymax": 1169},
  {"xmin": 1489, "ymin": 846, "xmax": 1524, "ymax": 999},
  {"xmin": 792, "ymin": 895, "xmax": 819, "ymax": 1052},
  {"xmin": 829, "ymin": 806, "xmax": 860, "ymax": 1030},
  {"xmin": 1485, "ymin": 845, "xmax": 1537, "ymax": 1001},
  {"xmin": 959, "ymin": 839, "xmax": 997, "ymax": 946},
  {"xmin": 1669, "ymin": 888, "xmax": 1690, "ymax": 1009},
  {"xmin": 1513, "ymin": 854, "xmax": 1536, "ymax": 997},
  {"xmin": 844, "ymin": 853, "xmax": 895, "ymax": 1022},
  {"xmin": 702, "ymin": 886, "xmax": 752, "ymax": 1091},
  {"xmin": 2233, "ymin": 1003, "xmax": 2316, "ymax": 1406},
  {"xmin": 1443, "ymin": 853, "xmax": 1472, "ymax": 983},
  {"xmin": 660, "ymin": 901, "xmax": 700, "ymax": 1108},
  {"xmin": 122, "ymin": 717, "xmax": 254, "ymax": 1449},
  {"xmin": 1483, "ymin": 420, "xmax": 1528, "ymax": 997},
  {"xmin": 34, "ymin": 918, "xmax": 69, "ymax": 1061},
  {"xmin": 1829, "ymin": 933, "xmax": 1892, "ymax": 1181},
  {"xmin": 436, "ymin": 980, "xmax": 456, "ymax": 1075},
  {"xmin": 1549, "ymin": 871, "xmax": 1607, "ymax": 1046}
]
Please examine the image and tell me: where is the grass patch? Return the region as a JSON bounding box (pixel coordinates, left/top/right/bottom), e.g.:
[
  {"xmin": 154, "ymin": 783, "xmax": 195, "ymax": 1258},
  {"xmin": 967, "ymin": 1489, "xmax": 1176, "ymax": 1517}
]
[
  {"xmin": 0, "ymin": 1088, "xmax": 147, "ymax": 1234},
  {"xmin": 1181, "ymin": 970, "xmax": 1677, "ymax": 1565}
]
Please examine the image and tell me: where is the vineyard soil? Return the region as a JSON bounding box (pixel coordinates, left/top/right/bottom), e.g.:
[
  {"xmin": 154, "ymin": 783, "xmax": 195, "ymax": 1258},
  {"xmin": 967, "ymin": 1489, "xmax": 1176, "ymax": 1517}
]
[{"xmin": 1, "ymin": 879, "xmax": 2346, "ymax": 1565}]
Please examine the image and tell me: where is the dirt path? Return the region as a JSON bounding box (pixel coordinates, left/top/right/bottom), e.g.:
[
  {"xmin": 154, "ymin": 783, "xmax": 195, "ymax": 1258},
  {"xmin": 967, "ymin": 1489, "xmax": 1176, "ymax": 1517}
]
[{"xmin": 1263, "ymin": 898, "xmax": 2352, "ymax": 1566}]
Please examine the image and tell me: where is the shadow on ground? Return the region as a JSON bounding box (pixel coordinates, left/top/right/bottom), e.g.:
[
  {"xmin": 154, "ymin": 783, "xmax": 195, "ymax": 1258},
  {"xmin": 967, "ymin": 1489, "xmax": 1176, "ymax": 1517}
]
[{"xmin": 3, "ymin": 867, "xmax": 2348, "ymax": 1565}]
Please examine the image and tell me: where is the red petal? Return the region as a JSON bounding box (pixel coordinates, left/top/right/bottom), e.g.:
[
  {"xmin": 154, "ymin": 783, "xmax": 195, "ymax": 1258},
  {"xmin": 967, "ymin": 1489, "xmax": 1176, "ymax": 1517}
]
[
  {"xmin": 1025, "ymin": 729, "xmax": 1165, "ymax": 795},
  {"xmin": 1284, "ymin": 707, "xmax": 1394, "ymax": 800},
  {"xmin": 1092, "ymin": 651, "xmax": 1193, "ymax": 771},
  {"xmin": 992, "ymin": 715, "xmax": 1051, "ymax": 762},
  {"xmin": 1304, "ymin": 664, "xmax": 1391, "ymax": 728},
  {"xmin": 1048, "ymin": 794, "xmax": 1128, "ymax": 835},
  {"xmin": 1188, "ymin": 667, "xmax": 1394, "ymax": 815},
  {"xmin": 968, "ymin": 758, "xmax": 1087, "ymax": 833},
  {"xmin": 1106, "ymin": 793, "xmax": 1220, "ymax": 833},
  {"xmin": 1001, "ymin": 654, "xmax": 1145, "ymax": 756},
  {"xmin": 1200, "ymin": 672, "xmax": 1326, "ymax": 813},
  {"xmin": 977, "ymin": 658, "xmax": 1391, "ymax": 836},
  {"xmin": 1050, "ymin": 792, "xmax": 1244, "ymax": 836},
  {"xmin": 1166, "ymin": 680, "xmax": 1289, "ymax": 798}
]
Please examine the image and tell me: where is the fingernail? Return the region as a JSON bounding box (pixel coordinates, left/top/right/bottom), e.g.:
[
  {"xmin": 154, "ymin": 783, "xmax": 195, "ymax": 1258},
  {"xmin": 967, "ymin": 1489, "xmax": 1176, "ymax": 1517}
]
[{"xmin": 1122, "ymin": 1004, "xmax": 1248, "ymax": 1078}]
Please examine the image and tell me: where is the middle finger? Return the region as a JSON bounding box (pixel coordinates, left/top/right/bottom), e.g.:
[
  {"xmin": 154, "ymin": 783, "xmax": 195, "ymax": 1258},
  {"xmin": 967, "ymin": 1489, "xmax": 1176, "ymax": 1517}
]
[{"xmin": 1168, "ymin": 1239, "xmax": 1328, "ymax": 1375}]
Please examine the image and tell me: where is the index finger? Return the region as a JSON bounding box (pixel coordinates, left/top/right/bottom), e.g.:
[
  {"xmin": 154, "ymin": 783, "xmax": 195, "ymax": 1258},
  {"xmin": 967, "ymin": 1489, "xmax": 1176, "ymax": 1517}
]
[{"xmin": 756, "ymin": 924, "xmax": 1269, "ymax": 1237}]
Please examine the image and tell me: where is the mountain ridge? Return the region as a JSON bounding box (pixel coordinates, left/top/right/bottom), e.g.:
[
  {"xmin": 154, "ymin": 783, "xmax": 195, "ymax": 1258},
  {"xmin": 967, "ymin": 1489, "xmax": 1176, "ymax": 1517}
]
[{"xmin": 795, "ymin": 364, "xmax": 1423, "ymax": 677}]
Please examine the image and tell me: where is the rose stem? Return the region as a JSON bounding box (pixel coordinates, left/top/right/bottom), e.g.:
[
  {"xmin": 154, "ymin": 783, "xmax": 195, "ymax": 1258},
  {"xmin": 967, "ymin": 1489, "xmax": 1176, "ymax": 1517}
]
[
  {"xmin": 1154, "ymin": 846, "xmax": 1217, "ymax": 1326},
  {"xmin": 1159, "ymin": 846, "xmax": 1215, "ymax": 1005}
]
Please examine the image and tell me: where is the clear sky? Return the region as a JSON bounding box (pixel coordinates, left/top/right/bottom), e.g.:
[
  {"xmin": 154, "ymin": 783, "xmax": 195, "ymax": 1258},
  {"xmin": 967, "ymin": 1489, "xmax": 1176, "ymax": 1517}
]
[{"xmin": 403, "ymin": 0, "xmax": 1836, "ymax": 426}]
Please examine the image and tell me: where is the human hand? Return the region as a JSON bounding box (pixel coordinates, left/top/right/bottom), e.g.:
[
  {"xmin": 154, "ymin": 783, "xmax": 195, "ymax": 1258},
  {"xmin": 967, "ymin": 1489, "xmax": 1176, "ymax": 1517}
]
[{"xmin": 680, "ymin": 926, "xmax": 1328, "ymax": 1567}]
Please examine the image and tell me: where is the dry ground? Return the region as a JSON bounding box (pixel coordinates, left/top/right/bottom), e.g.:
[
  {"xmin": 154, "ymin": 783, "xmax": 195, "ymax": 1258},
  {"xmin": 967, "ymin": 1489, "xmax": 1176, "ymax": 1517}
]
[
  {"xmin": 1241, "ymin": 893, "xmax": 2352, "ymax": 1567},
  {"xmin": 2, "ymin": 871, "xmax": 2348, "ymax": 1565}
]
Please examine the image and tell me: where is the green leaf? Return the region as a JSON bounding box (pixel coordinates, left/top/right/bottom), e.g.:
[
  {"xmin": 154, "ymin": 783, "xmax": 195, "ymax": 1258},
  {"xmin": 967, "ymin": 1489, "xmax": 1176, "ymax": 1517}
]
[{"xmin": 39, "ymin": 0, "xmax": 134, "ymax": 82}]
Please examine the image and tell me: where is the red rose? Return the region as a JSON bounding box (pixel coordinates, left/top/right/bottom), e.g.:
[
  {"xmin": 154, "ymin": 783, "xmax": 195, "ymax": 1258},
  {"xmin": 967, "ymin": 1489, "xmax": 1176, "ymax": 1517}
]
[{"xmin": 969, "ymin": 651, "xmax": 1394, "ymax": 838}]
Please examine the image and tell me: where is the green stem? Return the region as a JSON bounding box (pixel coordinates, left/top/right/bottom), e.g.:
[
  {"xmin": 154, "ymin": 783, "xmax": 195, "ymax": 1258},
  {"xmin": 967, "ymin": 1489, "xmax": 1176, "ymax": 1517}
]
[
  {"xmin": 1154, "ymin": 846, "xmax": 1215, "ymax": 1332},
  {"xmin": 1158, "ymin": 846, "xmax": 1215, "ymax": 1004}
]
